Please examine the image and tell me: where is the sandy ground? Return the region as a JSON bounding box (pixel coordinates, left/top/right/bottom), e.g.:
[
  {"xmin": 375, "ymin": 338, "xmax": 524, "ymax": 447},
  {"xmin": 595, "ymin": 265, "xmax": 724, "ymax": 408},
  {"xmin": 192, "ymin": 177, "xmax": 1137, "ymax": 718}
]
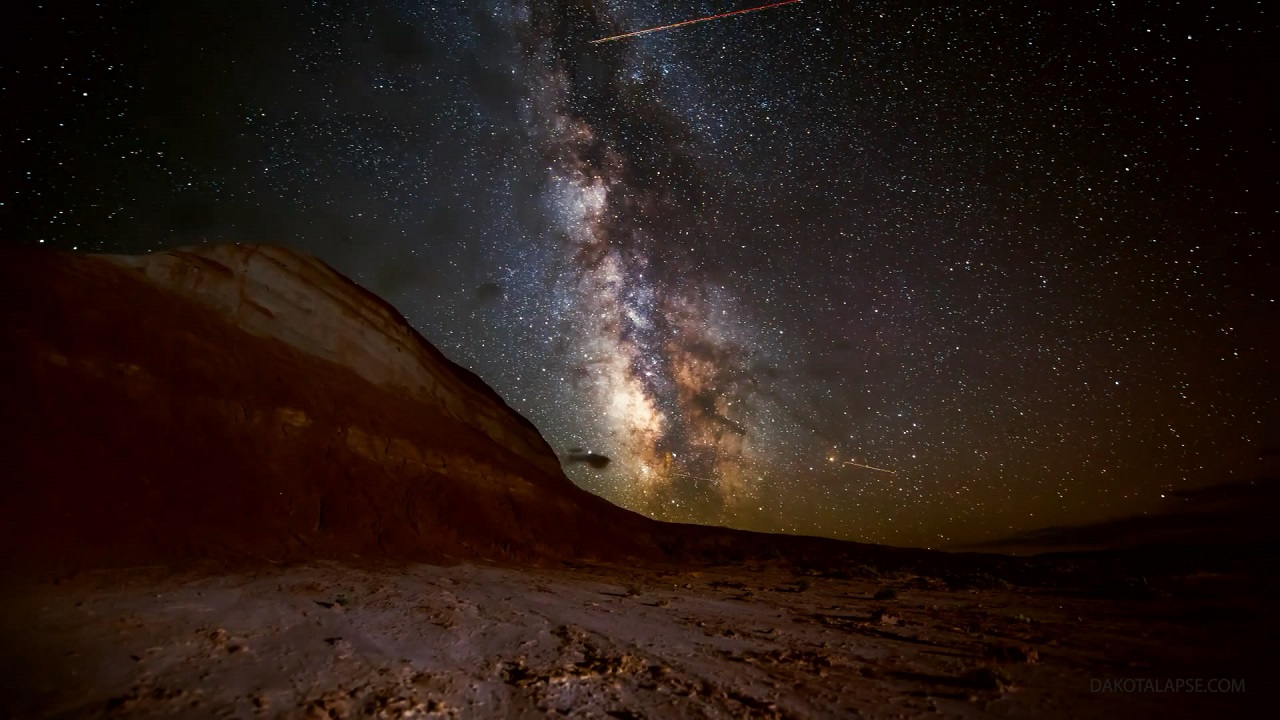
[{"xmin": 1, "ymin": 560, "xmax": 1269, "ymax": 719}]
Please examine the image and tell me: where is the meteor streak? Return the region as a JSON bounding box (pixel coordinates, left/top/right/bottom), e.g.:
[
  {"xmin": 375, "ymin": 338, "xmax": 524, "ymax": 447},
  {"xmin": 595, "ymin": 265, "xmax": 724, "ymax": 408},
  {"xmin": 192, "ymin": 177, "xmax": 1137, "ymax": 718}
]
[
  {"xmin": 843, "ymin": 461, "xmax": 897, "ymax": 475},
  {"xmin": 591, "ymin": 0, "xmax": 802, "ymax": 44}
]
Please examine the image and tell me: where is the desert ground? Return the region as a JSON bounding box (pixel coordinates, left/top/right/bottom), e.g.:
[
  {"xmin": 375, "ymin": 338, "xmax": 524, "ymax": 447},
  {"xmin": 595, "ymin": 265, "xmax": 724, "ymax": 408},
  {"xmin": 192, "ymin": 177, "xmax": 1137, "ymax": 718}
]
[{"xmin": 3, "ymin": 556, "xmax": 1270, "ymax": 719}]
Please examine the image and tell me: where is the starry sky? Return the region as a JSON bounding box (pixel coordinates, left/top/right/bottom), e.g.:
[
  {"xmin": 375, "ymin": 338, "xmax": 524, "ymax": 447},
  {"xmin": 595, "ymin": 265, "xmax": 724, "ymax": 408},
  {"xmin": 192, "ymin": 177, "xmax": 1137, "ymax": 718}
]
[{"xmin": 5, "ymin": 0, "xmax": 1276, "ymax": 548}]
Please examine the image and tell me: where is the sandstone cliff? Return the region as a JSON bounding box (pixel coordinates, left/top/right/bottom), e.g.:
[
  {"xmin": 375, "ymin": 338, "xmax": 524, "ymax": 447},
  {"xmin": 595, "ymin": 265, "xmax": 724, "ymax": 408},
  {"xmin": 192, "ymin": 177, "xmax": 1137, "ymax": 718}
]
[
  {"xmin": 0, "ymin": 245, "xmax": 658, "ymax": 571},
  {"xmin": 104, "ymin": 246, "xmax": 561, "ymax": 478}
]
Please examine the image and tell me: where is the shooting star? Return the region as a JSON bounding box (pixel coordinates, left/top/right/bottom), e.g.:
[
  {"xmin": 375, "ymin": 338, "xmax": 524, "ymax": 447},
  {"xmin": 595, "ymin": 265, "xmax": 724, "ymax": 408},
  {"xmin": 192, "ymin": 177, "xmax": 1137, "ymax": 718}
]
[
  {"xmin": 843, "ymin": 461, "xmax": 897, "ymax": 475},
  {"xmin": 591, "ymin": 0, "xmax": 802, "ymax": 44}
]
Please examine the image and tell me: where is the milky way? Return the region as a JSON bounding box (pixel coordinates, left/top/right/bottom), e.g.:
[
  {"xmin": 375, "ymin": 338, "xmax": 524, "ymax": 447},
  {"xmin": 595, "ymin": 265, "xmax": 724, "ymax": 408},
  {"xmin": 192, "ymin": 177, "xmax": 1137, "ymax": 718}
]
[
  {"xmin": 512, "ymin": 0, "xmax": 816, "ymax": 524},
  {"xmin": 6, "ymin": 0, "xmax": 1275, "ymax": 547}
]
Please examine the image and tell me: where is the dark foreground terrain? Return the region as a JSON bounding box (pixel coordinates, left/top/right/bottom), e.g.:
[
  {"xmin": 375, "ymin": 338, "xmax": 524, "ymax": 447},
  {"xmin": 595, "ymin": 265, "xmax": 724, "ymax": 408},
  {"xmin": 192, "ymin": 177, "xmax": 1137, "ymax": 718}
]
[{"xmin": 3, "ymin": 555, "xmax": 1274, "ymax": 719}]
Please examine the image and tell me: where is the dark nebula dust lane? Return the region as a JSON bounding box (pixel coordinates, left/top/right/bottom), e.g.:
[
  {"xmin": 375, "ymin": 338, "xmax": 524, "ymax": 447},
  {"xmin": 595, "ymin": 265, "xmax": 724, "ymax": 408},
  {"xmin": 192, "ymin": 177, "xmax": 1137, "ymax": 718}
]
[{"xmin": 4, "ymin": 0, "xmax": 1276, "ymax": 547}]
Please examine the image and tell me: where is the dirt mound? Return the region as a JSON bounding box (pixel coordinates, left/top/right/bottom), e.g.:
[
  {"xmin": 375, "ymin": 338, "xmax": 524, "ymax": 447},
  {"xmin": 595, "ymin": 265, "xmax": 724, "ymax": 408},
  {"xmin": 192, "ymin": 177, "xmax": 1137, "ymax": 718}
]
[{"xmin": 0, "ymin": 245, "xmax": 659, "ymax": 572}]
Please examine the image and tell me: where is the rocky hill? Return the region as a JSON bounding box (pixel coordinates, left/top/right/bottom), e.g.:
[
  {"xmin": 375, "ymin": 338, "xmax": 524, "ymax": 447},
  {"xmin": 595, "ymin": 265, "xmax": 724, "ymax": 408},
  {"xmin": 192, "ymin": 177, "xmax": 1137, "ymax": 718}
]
[{"xmin": 0, "ymin": 245, "xmax": 659, "ymax": 571}]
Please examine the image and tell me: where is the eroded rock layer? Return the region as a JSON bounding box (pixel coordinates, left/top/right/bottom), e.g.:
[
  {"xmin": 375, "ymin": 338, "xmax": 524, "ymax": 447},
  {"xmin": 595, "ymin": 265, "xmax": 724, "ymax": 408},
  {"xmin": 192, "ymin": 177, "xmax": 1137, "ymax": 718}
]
[{"xmin": 1, "ymin": 245, "xmax": 658, "ymax": 571}]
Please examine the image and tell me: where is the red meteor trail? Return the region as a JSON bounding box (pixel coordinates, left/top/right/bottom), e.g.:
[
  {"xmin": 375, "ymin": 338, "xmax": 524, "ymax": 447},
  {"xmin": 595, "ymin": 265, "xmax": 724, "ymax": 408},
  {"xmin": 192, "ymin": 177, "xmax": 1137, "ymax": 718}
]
[
  {"xmin": 843, "ymin": 461, "xmax": 897, "ymax": 475},
  {"xmin": 590, "ymin": 0, "xmax": 802, "ymax": 44}
]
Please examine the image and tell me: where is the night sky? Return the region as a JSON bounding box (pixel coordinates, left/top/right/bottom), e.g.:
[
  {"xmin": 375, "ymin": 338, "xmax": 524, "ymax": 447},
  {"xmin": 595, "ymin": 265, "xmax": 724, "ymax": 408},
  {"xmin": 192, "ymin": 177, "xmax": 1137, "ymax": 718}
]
[{"xmin": 5, "ymin": 1, "xmax": 1276, "ymax": 547}]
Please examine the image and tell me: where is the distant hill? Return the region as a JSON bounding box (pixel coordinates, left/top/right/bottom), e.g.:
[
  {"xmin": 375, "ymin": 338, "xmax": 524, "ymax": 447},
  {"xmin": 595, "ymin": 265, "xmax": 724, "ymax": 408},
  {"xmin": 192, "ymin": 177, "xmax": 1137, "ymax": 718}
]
[{"xmin": 958, "ymin": 479, "xmax": 1280, "ymax": 555}]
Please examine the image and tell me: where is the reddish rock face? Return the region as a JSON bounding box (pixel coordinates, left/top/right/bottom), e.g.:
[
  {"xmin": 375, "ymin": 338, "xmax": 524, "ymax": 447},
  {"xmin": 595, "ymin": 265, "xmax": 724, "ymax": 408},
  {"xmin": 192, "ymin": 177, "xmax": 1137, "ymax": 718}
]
[
  {"xmin": 0, "ymin": 245, "xmax": 659, "ymax": 572},
  {"xmin": 104, "ymin": 246, "xmax": 563, "ymax": 478}
]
